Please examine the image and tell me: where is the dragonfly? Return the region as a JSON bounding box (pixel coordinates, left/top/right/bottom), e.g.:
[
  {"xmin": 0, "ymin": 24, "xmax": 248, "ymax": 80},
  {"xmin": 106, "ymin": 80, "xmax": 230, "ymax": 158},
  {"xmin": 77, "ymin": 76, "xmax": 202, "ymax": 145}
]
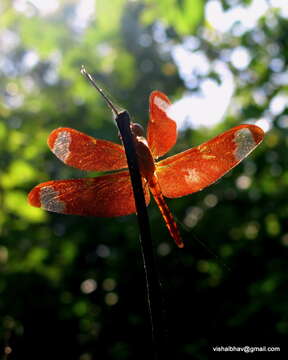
[{"xmin": 28, "ymin": 90, "xmax": 264, "ymax": 248}]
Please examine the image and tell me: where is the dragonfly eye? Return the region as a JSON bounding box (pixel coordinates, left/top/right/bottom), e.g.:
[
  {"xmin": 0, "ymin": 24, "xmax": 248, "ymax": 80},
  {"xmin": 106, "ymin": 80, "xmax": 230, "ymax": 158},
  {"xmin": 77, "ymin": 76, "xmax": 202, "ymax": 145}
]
[{"xmin": 131, "ymin": 123, "xmax": 145, "ymax": 137}]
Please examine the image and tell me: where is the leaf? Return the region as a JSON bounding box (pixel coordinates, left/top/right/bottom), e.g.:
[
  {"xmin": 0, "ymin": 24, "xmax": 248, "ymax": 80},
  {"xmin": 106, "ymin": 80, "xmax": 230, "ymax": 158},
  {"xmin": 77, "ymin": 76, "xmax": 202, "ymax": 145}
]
[
  {"xmin": 2, "ymin": 160, "xmax": 38, "ymax": 188},
  {"xmin": 20, "ymin": 17, "xmax": 69, "ymax": 57},
  {"xmin": 4, "ymin": 190, "xmax": 46, "ymax": 222},
  {"xmin": 141, "ymin": 0, "xmax": 204, "ymax": 35}
]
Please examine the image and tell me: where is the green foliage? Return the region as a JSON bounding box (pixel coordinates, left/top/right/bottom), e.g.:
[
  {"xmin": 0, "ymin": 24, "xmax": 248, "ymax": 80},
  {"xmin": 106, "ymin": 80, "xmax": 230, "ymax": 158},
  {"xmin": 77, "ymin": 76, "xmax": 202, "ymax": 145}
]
[
  {"xmin": 1, "ymin": 0, "xmax": 288, "ymax": 359},
  {"xmin": 142, "ymin": 0, "xmax": 204, "ymax": 34}
]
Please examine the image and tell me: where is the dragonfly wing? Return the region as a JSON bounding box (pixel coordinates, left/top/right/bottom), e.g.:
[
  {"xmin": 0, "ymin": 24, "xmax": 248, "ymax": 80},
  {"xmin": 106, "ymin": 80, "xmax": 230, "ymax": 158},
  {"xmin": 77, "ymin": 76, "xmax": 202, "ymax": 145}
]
[
  {"xmin": 147, "ymin": 91, "xmax": 177, "ymax": 159},
  {"xmin": 156, "ymin": 125, "xmax": 264, "ymax": 198},
  {"xmin": 48, "ymin": 127, "xmax": 127, "ymax": 171},
  {"xmin": 28, "ymin": 171, "xmax": 150, "ymax": 217}
]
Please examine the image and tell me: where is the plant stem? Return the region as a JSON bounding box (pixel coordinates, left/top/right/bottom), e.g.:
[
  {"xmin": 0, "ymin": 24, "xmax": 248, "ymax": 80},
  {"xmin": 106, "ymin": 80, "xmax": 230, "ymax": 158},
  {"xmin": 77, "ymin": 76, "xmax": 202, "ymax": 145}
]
[
  {"xmin": 115, "ymin": 111, "xmax": 165, "ymax": 359},
  {"xmin": 81, "ymin": 67, "xmax": 166, "ymax": 358}
]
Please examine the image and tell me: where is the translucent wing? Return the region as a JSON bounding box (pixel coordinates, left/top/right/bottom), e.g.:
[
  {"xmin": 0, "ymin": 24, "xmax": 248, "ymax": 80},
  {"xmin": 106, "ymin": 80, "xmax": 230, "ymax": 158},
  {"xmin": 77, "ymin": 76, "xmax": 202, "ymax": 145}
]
[
  {"xmin": 28, "ymin": 171, "xmax": 150, "ymax": 217},
  {"xmin": 156, "ymin": 125, "xmax": 264, "ymax": 198},
  {"xmin": 48, "ymin": 127, "xmax": 127, "ymax": 171},
  {"xmin": 147, "ymin": 91, "xmax": 177, "ymax": 159}
]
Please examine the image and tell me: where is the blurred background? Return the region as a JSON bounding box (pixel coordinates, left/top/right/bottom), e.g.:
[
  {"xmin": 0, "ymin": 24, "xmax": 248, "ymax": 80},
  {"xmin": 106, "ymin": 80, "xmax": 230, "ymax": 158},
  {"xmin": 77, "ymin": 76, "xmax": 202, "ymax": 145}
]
[{"xmin": 1, "ymin": 0, "xmax": 288, "ymax": 358}]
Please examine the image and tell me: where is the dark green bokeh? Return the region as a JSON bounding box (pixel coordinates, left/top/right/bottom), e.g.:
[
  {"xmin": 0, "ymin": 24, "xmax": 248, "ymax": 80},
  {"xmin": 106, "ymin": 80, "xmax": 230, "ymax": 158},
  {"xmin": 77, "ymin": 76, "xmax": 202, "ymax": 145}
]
[{"xmin": 1, "ymin": 0, "xmax": 287, "ymax": 358}]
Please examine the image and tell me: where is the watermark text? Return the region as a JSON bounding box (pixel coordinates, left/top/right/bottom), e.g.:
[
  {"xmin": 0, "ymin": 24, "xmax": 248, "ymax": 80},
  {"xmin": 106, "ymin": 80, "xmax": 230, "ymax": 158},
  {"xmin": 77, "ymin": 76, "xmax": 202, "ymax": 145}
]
[{"xmin": 212, "ymin": 346, "xmax": 280, "ymax": 353}]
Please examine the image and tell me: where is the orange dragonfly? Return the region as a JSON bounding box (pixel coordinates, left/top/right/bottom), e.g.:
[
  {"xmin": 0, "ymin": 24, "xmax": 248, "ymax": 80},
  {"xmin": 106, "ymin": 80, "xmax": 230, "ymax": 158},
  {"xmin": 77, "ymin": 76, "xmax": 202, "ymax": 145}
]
[{"xmin": 28, "ymin": 91, "xmax": 264, "ymax": 248}]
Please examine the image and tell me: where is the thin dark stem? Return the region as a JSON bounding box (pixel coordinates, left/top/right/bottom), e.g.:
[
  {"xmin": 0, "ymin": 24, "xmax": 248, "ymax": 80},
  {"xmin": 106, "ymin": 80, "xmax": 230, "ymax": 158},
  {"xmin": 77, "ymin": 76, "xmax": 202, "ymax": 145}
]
[
  {"xmin": 81, "ymin": 68, "xmax": 165, "ymax": 358},
  {"xmin": 81, "ymin": 66, "xmax": 121, "ymax": 117},
  {"xmin": 116, "ymin": 112, "xmax": 165, "ymax": 359}
]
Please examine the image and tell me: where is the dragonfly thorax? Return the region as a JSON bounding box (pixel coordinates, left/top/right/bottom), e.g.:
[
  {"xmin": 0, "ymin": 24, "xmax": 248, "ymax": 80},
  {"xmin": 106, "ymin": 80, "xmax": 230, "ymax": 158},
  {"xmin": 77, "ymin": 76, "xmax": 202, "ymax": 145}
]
[
  {"xmin": 131, "ymin": 123, "xmax": 156, "ymax": 182},
  {"xmin": 131, "ymin": 123, "xmax": 145, "ymax": 137}
]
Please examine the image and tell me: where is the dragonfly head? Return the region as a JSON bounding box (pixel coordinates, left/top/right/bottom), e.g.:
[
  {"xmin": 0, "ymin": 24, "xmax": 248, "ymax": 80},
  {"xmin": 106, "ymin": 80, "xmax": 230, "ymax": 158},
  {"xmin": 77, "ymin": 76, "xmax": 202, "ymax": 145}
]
[{"xmin": 131, "ymin": 123, "xmax": 145, "ymax": 137}]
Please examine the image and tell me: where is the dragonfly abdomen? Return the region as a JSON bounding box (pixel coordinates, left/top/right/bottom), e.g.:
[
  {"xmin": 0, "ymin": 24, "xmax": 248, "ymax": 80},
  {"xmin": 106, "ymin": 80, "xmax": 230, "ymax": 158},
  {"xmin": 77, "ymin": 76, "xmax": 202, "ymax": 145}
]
[{"xmin": 149, "ymin": 175, "xmax": 183, "ymax": 248}]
